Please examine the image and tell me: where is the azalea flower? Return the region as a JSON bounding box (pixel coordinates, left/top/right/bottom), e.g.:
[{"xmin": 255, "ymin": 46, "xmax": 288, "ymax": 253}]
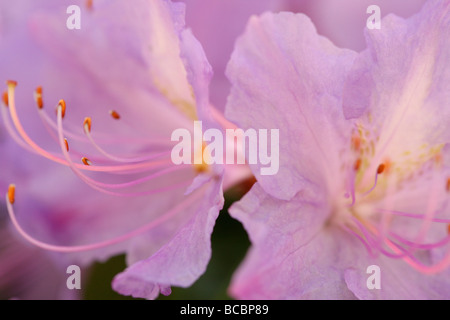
[
  {"xmin": 225, "ymin": 0, "xmax": 450, "ymax": 299},
  {"xmin": 1, "ymin": 0, "xmax": 249, "ymax": 299}
]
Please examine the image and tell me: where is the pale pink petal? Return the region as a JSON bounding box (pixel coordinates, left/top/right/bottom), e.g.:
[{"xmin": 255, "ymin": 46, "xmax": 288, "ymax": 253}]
[
  {"xmin": 112, "ymin": 179, "xmax": 224, "ymax": 299},
  {"xmin": 225, "ymin": 12, "xmax": 357, "ymax": 200}
]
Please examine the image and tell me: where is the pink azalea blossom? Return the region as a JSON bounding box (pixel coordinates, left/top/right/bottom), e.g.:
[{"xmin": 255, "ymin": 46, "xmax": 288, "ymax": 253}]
[
  {"xmin": 225, "ymin": 0, "xmax": 450, "ymax": 299},
  {"xmin": 1, "ymin": 0, "xmax": 248, "ymax": 299}
]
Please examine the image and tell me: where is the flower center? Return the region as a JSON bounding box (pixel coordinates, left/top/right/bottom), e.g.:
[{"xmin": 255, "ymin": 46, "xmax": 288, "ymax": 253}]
[{"xmin": 333, "ymin": 123, "xmax": 450, "ymax": 274}]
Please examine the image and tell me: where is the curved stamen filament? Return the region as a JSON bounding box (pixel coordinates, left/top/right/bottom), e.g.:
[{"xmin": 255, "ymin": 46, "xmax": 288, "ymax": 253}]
[
  {"xmin": 83, "ymin": 122, "xmax": 171, "ymax": 163},
  {"xmin": 351, "ymin": 217, "xmax": 411, "ymax": 259},
  {"xmin": 38, "ymin": 100, "xmax": 174, "ymax": 146},
  {"xmin": 57, "ymin": 108, "xmax": 190, "ymax": 196},
  {"xmin": 1, "ymin": 104, "xmax": 37, "ymax": 154},
  {"xmin": 378, "ymin": 209, "xmax": 450, "ymax": 224},
  {"xmin": 389, "ymin": 231, "xmax": 450, "ymax": 250},
  {"xmin": 6, "ymin": 83, "xmax": 173, "ymax": 173},
  {"xmin": 6, "ymin": 187, "xmax": 203, "ymax": 253},
  {"xmin": 342, "ymin": 225, "xmax": 375, "ymax": 257},
  {"xmin": 38, "ymin": 108, "xmax": 89, "ymax": 143},
  {"xmin": 383, "ymin": 231, "xmax": 450, "ymax": 274},
  {"xmin": 2, "ymin": 90, "xmax": 8, "ymax": 107},
  {"xmin": 352, "ymin": 216, "xmax": 450, "ymax": 274},
  {"xmin": 362, "ymin": 164, "xmax": 385, "ymax": 197}
]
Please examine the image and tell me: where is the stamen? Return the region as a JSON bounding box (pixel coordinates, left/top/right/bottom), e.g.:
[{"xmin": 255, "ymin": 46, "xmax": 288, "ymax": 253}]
[
  {"xmin": 86, "ymin": 0, "xmax": 93, "ymax": 10},
  {"xmin": 55, "ymin": 111, "xmax": 189, "ymax": 195},
  {"xmin": 83, "ymin": 117, "xmax": 92, "ymax": 133},
  {"xmin": 383, "ymin": 233, "xmax": 450, "ymax": 274},
  {"xmin": 389, "ymin": 231, "xmax": 450, "ymax": 250},
  {"xmin": 5, "ymin": 187, "xmax": 203, "ymax": 253},
  {"xmin": 109, "ymin": 110, "xmax": 120, "ymax": 120},
  {"xmin": 360, "ymin": 216, "xmax": 450, "ymax": 274},
  {"xmin": 354, "ymin": 158, "xmax": 362, "ymax": 171},
  {"xmin": 362, "ymin": 163, "xmax": 385, "ymax": 196},
  {"xmin": 378, "ymin": 209, "xmax": 450, "ymax": 223},
  {"xmin": 2, "ymin": 91, "xmax": 8, "ymax": 107},
  {"xmin": 57, "ymin": 100, "xmax": 66, "ymax": 119},
  {"xmin": 6, "ymin": 83, "xmax": 177, "ymax": 175},
  {"xmin": 6, "ymin": 80, "xmax": 17, "ymax": 88},
  {"xmin": 8, "ymin": 184, "xmax": 15, "ymax": 205},
  {"xmin": 351, "ymin": 134, "xmax": 361, "ymax": 151},
  {"xmin": 377, "ymin": 163, "xmax": 385, "ymax": 174},
  {"xmin": 81, "ymin": 157, "xmax": 92, "ymax": 166},
  {"xmin": 352, "ymin": 217, "xmax": 414, "ymax": 260},
  {"xmin": 1, "ymin": 104, "xmax": 36, "ymax": 153},
  {"xmin": 64, "ymin": 138, "xmax": 69, "ymax": 152},
  {"xmin": 84, "ymin": 127, "xmax": 171, "ymax": 163},
  {"xmin": 446, "ymin": 178, "xmax": 450, "ymax": 193},
  {"xmin": 34, "ymin": 87, "xmax": 43, "ymax": 109}
]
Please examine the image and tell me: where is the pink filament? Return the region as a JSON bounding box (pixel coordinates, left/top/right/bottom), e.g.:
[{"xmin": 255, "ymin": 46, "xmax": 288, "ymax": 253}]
[
  {"xmin": 6, "ymin": 86, "xmax": 174, "ymax": 173},
  {"xmin": 56, "ymin": 107, "xmax": 191, "ymax": 197},
  {"xmin": 38, "ymin": 109, "xmax": 88, "ymax": 143},
  {"xmin": 1, "ymin": 104, "xmax": 37, "ymax": 154},
  {"xmin": 84, "ymin": 128, "xmax": 172, "ymax": 163},
  {"xmin": 351, "ymin": 217, "xmax": 411, "ymax": 259},
  {"xmin": 362, "ymin": 170, "xmax": 379, "ymax": 197},
  {"xmin": 377, "ymin": 209, "xmax": 450, "ymax": 224},
  {"xmin": 351, "ymin": 216, "xmax": 450, "ymax": 274},
  {"xmin": 6, "ymin": 190, "xmax": 202, "ymax": 253},
  {"xmin": 342, "ymin": 225, "xmax": 375, "ymax": 257},
  {"xmin": 389, "ymin": 232, "xmax": 450, "ymax": 250}
]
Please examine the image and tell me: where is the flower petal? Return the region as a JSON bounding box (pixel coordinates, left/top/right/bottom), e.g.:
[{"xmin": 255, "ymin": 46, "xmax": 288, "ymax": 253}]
[
  {"xmin": 228, "ymin": 184, "xmax": 355, "ymax": 299},
  {"xmin": 225, "ymin": 12, "xmax": 357, "ymax": 200},
  {"xmin": 230, "ymin": 184, "xmax": 450, "ymax": 299},
  {"xmin": 343, "ymin": 1, "xmax": 450, "ymax": 157},
  {"xmin": 112, "ymin": 178, "xmax": 224, "ymax": 299}
]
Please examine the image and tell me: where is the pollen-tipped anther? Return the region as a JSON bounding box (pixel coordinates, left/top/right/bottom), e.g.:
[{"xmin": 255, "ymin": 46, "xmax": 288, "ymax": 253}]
[
  {"xmin": 34, "ymin": 86, "xmax": 44, "ymax": 109},
  {"xmin": 83, "ymin": 117, "xmax": 92, "ymax": 133},
  {"xmin": 64, "ymin": 138, "xmax": 69, "ymax": 152},
  {"xmin": 8, "ymin": 184, "xmax": 16, "ymax": 205},
  {"xmin": 57, "ymin": 100, "xmax": 66, "ymax": 118},
  {"xmin": 2, "ymin": 91, "xmax": 8, "ymax": 107},
  {"xmin": 34, "ymin": 87, "xmax": 44, "ymax": 109},
  {"xmin": 377, "ymin": 163, "xmax": 386, "ymax": 175},
  {"xmin": 6, "ymin": 80, "xmax": 17, "ymax": 88},
  {"xmin": 82, "ymin": 157, "xmax": 92, "ymax": 166},
  {"xmin": 354, "ymin": 158, "xmax": 362, "ymax": 171},
  {"xmin": 109, "ymin": 110, "xmax": 121, "ymax": 120}
]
